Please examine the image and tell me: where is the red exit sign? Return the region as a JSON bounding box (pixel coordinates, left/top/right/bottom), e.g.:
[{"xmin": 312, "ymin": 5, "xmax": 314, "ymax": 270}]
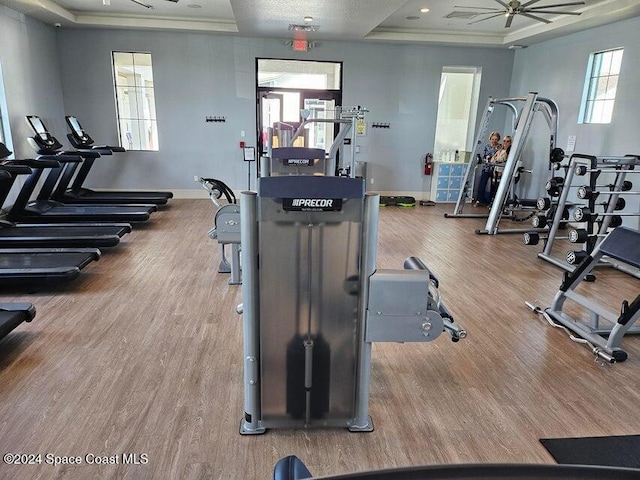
[{"xmin": 292, "ymin": 39, "xmax": 308, "ymax": 51}]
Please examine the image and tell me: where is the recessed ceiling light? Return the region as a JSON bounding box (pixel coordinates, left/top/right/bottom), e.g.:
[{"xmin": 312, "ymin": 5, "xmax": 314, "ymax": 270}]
[
  {"xmin": 187, "ymin": 3, "xmax": 202, "ymax": 8},
  {"xmin": 304, "ymin": 15, "xmax": 313, "ymax": 22},
  {"xmin": 406, "ymin": 15, "xmax": 420, "ymax": 20},
  {"xmin": 420, "ymin": 8, "xmax": 430, "ymax": 13}
]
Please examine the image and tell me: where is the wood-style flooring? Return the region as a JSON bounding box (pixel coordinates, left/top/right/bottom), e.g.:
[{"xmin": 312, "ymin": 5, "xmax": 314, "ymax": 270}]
[{"xmin": 0, "ymin": 199, "xmax": 639, "ymax": 479}]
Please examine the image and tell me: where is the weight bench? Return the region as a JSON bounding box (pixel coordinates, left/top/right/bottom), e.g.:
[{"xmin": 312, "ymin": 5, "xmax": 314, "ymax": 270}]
[
  {"xmin": 198, "ymin": 177, "xmax": 241, "ymax": 285},
  {"xmin": 541, "ymin": 227, "xmax": 640, "ymax": 363},
  {"xmin": 0, "ymin": 303, "xmax": 36, "ymax": 341}
]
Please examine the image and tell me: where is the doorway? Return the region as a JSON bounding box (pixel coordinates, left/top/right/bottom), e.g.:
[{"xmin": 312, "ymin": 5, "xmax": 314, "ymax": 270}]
[
  {"xmin": 256, "ymin": 59, "xmax": 343, "ymax": 163},
  {"xmin": 433, "ymin": 66, "xmax": 482, "ymax": 162}
]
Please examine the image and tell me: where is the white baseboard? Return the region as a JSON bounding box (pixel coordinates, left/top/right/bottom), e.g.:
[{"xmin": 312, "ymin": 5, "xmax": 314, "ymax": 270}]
[{"xmin": 172, "ymin": 189, "xmax": 211, "ymax": 199}]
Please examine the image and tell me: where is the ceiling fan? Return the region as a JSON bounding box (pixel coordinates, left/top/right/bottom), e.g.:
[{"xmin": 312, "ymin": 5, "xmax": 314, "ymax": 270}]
[{"xmin": 455, "ymin": 0, "xmax": 586, "ymax": 28}]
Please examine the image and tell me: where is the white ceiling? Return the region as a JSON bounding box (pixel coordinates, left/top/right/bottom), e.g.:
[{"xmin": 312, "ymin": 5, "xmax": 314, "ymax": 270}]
[{"xmin": 1, "ymin": 0, "xmax": 640, "ymax": 47}]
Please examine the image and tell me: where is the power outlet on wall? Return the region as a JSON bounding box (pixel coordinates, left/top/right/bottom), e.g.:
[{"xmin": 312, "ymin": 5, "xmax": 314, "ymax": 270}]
[
  {"xmin": 194, "ymin": 175, "xmax": 200, "ymax": 182},
  {"xmin": 370, "ymin": 178, "xmax": 375, "ymax": 185}
]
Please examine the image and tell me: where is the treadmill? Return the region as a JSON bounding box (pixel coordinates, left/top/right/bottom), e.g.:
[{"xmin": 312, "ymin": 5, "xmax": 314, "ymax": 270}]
[
  {"xmin": 0, "ymin": 153, "xmax": 131, "ymax": 248},
  {"xmin": 0, "ymin": 247, "xmax": 100, "ymax": 288},
  {"xmin": 52, "ymin": 115, "xmax": 173, "ymax": 205},
  {"xmin": 6, "ymin": 116, "xmax": 157, "ymax": 224},
  {"xmin": 0, "ymin": 303, "xmax": 36, "ymax": 341}
]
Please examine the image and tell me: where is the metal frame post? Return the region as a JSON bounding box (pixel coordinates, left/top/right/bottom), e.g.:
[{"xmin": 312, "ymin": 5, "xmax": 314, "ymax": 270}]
[
  {"xmin": 350, "ymin": 192, "xmax": 379, "ymax": 432},
  {"xmin": 239, "ymin": 190, "xmax": 265, "ymax": 434}
]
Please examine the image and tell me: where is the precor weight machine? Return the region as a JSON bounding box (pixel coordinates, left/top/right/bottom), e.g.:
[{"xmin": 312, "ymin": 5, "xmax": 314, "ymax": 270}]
[
  {"xmin": 239, "ymin": 174, "xmax": 466, "ymax": 434},
  {"xmin": 262, "ymin": 106, "xmax": 367, "ymax": 179}
]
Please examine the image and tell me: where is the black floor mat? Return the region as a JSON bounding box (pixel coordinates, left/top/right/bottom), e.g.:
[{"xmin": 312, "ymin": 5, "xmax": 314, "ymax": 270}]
[{"xmin": 540, "ymin": 434, "xmax": 640, "ymax": 468}]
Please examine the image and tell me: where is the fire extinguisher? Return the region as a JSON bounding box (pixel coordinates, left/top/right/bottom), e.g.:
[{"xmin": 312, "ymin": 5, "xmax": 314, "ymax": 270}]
[{"xmin": 424, "ymin": 153, "xmax": 433, "ymax": 175}]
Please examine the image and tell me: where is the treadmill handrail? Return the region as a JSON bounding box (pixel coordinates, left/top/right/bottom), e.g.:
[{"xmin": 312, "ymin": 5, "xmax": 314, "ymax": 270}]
[
  {"xmin": 38, "ymin": 154, "xmax": 82, "ymax": 163},
  {"xmin": 6, "ymin": 158, "xmax": 61, "ymax": 168}
]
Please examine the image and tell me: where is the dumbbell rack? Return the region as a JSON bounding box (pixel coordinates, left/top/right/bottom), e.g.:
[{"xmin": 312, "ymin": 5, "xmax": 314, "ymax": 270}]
[{"xmin": 534, "ymin": 154, "xmax": 640, "ymax": 277}]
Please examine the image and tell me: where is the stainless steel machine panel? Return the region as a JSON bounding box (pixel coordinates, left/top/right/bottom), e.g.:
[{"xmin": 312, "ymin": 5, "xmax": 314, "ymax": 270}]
[{"xmin": 258, "ymin": 194, "xmax": 363, "ymax": 427}]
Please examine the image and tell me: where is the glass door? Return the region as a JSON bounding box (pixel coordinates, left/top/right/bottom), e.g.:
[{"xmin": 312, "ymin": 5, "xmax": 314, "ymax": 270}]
[
  {"xmin": 255, "ymin": 59, "xmax": 343, "ymax": 168},
  {"xmin": 260, "ymin": 92, "xmax": 283, "ymax": 151},
  {"xmin": 302, "ymin": 96, "xmax": 336, "ymax": 153}
]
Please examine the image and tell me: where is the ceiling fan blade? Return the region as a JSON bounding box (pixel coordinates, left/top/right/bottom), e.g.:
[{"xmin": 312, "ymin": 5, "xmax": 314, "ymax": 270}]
[
  {"xmin": 473, "ymin": 11, "xmax": 509, "ymax": 15},
  {"xmin": 454, "ymin": 5, "xmax": 503, "ymax": 10},
  {"xmin": 521, "ymin": 0, "xmax": 543, "ymax": 7},
  {"xmin": 520, "ymin": 12, "xmax": 552, "ymax": 23},
  {"xmin": 130, "ymin": 0, "xmax": 154, "ymax": 8},
  {"xmin": 505, "ymin": 14, "xmax": 515, "ymax": 27},
  {"xmin": 467, "ymin": 13, "xmax": 505, "ymax": 25},
  {"xmin": 528, "ymin": 1, "xmax": 585, "ymax": 8},
  {"xmin": 525, "ymin": 10, "xmax": 582, "ymax": 15}
]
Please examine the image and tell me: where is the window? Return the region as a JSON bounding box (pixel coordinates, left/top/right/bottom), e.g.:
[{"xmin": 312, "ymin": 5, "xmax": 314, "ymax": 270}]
[
  {"xmin": 257, "ymin": 59, "xmax": 341, "ymax": 90},
  {"xmin": 0, "ymin": 61, "xmax": 10, "ymax": 149},
  {"xmin": 112, "ymin": 52, "xmax": 158, "ymax": 151},
  {"xmin": 579, "ymin": 48, "xmax": 623, "ymax": 124}
]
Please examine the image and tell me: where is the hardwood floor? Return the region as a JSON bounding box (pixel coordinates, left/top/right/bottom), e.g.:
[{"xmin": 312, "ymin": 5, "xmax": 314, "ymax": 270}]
[{"xmin": 1, "ymin": 199, "xmax": 639, "ymax": 479}]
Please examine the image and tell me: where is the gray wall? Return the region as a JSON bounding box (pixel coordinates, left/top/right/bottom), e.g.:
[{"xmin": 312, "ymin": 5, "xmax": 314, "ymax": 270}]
[
  {"xmin": 510, "ymin": 15, "xmax": 640, "ymax": 227},
  {"xmin": 0, "ymin": 6, "xmax": 66, "ymax": 205},
  {"xmin": 56, "ymin": 28, "xmax": 514, "ymax": 195},
  {"xmin": 0, "ymin": 6, "xmax": 65, "ymax": 157}
]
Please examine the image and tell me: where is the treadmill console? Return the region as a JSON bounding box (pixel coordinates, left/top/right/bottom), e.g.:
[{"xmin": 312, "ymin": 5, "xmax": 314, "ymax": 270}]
[
  {"xmin": 65, "ymin": 116, "xmax": 94, "ymax": 146},
  {"xmin": 25, "ymin": 116, "xmax": 63, "ymax": 152}
]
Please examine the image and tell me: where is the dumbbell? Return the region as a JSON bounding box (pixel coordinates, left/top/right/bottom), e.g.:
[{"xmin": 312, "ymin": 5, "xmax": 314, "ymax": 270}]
[
  {"xmin": 553, "ymin": 181, "xmax": 633, "ymax": 199},
  {"xmin": 573, "ymin": 206, "xmax": 632, "ymax": 223},
  {"xmin": 523, "ymin": 232, "xmax": 545, "ymax": 245},
  {"xmin": 537, "ymin": 197, "xmax": 578, "ymax": 210},
  {"xmin": 575, "ymin": 164, "xmax": 638, "ymax": 176},
  {"xmin": 566, "ymin": 250, "xmax": 589, "ymax": 265},
  {"xmin": 537, "ymin": 197, "xmax": 552, "ymax": 210},
  {"xmin": 531, "ymin": 205, "xmax": 571, "ymax": 228},
  {"xmin": 573, "ymin": 198, "xmax": 638, "ymax": 222},
  {"xmin": 545, "ymin": 177, "xmax": 565, "ymax": 196},
  {"xmin": 552, "ymin": 162, "xmax": 571, "ymax": 171},
  {"xmin": 524, "ymin": 230, "xmax": 576, "ymax": 246},
  {"xmin": 523, "ymin": 227, "xmax": 608, "ymax": 246},
  {"xmin": 550, "ymin": 147, "xmax": 565, "ymax": 164},
  {"xmin": 577, "ymin": 182, "xmax": 635, "ymax": 200},
  {"xmin": 531, "ymin": 215, "xmax": 550, "ymax": 228},
  {"xmin": 524, "ymin": 231, "xmax": 575, "ymax": 245},
  {"xmin": 567, "ymin": 228, "xmax": 609, "ymax": 243}
]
